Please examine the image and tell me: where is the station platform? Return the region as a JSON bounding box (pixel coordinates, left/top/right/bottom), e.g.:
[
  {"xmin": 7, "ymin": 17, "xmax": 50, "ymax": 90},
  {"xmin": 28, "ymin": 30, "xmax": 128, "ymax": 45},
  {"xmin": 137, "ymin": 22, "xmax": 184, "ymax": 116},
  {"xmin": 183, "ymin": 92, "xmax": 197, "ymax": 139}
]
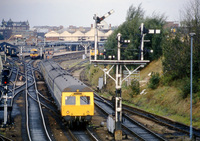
[{"xmin": 18, "ymin": 50, "xmax": 85, "ymax": 58}]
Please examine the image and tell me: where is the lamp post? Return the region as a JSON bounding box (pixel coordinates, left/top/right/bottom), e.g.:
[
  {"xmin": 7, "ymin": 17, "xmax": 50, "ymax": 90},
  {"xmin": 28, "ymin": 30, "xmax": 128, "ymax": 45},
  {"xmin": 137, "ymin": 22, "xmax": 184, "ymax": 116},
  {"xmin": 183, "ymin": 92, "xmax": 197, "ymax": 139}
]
[{"xmin": 189, "ymin": 33, "xmax": 195, "ymax": 139}]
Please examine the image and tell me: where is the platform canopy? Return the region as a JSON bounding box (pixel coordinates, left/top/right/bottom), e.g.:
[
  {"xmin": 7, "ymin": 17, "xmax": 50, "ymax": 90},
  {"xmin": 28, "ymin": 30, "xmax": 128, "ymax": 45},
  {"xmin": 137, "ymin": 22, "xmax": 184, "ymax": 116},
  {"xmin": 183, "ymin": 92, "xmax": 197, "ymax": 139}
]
[{"xmin": 90, "ymin": 60, "xmax": 150, "ymax": 65}]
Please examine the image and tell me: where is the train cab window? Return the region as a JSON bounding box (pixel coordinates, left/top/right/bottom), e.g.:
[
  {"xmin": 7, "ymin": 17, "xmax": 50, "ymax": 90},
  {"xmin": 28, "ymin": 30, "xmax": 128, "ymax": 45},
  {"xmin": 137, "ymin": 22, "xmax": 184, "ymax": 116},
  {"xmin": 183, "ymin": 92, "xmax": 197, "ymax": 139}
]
[
  {"xmin": 80, "ymin": 96, "xmax": 90, "ymax": 105},
  {"xmin": 30, "ymin": 51, "xmax": 38, "ymax": 54},
  {"xmin": 65, "ymin": 96, "xmax": 75, "ymax": 105}
]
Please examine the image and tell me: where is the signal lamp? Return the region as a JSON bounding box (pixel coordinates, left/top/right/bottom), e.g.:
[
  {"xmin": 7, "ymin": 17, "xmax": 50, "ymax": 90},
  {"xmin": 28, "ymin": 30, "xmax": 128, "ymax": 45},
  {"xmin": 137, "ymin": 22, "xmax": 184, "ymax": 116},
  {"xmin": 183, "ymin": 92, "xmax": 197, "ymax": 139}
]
[{"xmin": 1, "ymin": 69, "xmax": 10, "ymax": 86}]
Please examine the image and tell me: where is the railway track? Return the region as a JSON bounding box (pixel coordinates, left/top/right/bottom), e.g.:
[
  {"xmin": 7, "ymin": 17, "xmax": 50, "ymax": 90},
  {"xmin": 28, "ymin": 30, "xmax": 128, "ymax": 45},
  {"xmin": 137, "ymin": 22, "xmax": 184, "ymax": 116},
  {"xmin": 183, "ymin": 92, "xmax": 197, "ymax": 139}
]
[
  {"xmin": 99, "ymin": 96, "xmax": 200, "ymax": 140},
  {"xmin": 25, "ymin": 60, "xmax": 52, "ymax": 141},
  {"xmin": 67, "ymin": 59, "xmax": 89, "ymax": 73},
  {"xmin": 1, "ymin": 52, "xmax": 95, "ymax": 140},
  {"xmin": 0, "ymin": 58, "xmax": 25, "ymax": 124},
  {"xmin": 0, "ymin": 134, "xmax": 13, "ymax": 141},
  {"xmin": 122, "ymin": 103, "xmax": 200, "ymax": 139},
  {"xmin": 94, "ymin": 94, "xmax": 166, "ymax": 141},
  {"xmin": 79, "ymin": 61, "xmax": 167, "ymax": 140},
  {"xmin": 35, "ymin": 59, "xmax": 100, "ymax": 141},
  {"xmin": 37, "ymin": 59, "xmax": 100, "ymax": 141},
  {"xmin": 68, "ymin": 127, "xmax": 99, "ymax": 141},
  {"xmin": 4, "ymin": 53, "xmax": 192, "ymax": 140},
  {"xmin": 8, "ymin": 58, "xmax": 26, "ymax": 106},
  {"xmin": 78, "ymin": 63, "xmax": 200, "ymax": 140}
]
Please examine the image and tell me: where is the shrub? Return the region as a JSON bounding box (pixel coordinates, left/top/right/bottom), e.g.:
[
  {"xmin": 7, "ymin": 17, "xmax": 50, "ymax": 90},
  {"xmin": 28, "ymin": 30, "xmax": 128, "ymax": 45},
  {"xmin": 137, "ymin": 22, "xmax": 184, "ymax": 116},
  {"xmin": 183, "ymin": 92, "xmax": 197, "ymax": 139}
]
[
  {"xmin": 179, "ymin": 77, "xmax": 190, "ymax": 99},
  {"xmin": 148, "ymin": 72, "xmax": 160, "ymax": 89},
  {"xmin": 179, "ymin": 77, "xmax": 200, "ymax": 99},
  {"xmin": 129, "ymin": 79, "xmax": 140, "ymax": 97}
]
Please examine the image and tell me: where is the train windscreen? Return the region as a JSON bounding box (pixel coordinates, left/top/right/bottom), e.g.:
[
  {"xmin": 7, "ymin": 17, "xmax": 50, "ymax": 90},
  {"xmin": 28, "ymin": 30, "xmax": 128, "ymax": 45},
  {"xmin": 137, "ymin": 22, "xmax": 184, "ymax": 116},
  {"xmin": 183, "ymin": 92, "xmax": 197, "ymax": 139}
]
[
  {"xmin": 30, "ymin": 51, "xmax": 38, "ymax": 54},
  {"xmin": 65, "ymin": 96, "xmax": 76, "ymax": 105},
  {"xmin": 80, "ymin": 96, "xmax": 90, "ymax": 105}
]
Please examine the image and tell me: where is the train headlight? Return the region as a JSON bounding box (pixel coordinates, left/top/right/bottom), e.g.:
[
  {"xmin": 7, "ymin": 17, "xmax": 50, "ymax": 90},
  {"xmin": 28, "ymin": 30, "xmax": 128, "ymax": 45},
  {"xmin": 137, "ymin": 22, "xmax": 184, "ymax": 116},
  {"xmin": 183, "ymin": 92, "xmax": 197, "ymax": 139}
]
[
  {"xmin": 66, "ymin": 111, "xmax": 70, "ymax": 114},
  {"xmin": 87, "ymin": 111, "xmax": 90, "ymax": 114}
]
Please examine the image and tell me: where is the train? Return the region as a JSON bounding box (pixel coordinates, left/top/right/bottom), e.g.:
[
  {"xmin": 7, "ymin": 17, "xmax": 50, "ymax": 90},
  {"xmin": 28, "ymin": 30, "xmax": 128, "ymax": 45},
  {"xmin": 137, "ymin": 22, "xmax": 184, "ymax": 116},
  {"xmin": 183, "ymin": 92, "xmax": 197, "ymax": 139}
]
[
  {"xmin": 30, "ymin": 48, "xmax": 40, "ymax": 59},
  {"xmin": 40, "ymin": 60, "xmax": 94, "ymax": 127},
  {"xmin": 90, "ymin": 49, "xmax": 99, "ymax": 60},
  {"xmin": 90, "ymin": 49, "xmax": 98, "ymax": 56}
]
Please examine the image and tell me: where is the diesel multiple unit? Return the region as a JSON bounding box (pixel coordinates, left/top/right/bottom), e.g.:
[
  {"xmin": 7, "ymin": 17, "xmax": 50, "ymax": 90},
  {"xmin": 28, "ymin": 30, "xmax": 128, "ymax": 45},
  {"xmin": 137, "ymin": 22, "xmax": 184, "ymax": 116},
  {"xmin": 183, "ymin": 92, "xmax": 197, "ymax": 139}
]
[
  {"xmin": 40, "ymin": 60, "xmax": 94, "ymax": 126},
  {"xmin": 30, "ymin": 48, "xmax": 40, "ymax": 59}
]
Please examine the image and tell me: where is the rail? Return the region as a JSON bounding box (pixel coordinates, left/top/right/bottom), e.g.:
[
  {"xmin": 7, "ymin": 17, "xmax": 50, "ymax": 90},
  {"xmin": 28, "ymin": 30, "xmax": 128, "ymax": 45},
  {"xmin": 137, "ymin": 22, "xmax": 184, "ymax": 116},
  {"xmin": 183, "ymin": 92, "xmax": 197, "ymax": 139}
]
[
  {"xmin": 94, "ymin": 93, "xmax": 166, "ymax": 141},
  {"xmin": 25, "ymin": 60, "xmax": 52, "ymax": 141}
]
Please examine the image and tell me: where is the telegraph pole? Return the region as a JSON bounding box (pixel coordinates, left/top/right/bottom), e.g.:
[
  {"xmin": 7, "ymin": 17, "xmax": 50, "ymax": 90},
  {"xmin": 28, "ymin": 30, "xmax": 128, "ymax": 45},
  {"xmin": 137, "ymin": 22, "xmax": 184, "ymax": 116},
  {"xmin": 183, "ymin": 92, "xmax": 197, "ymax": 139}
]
[{"xmin": 189, "ymin": 33, "xmax": 195, "ymax": 139}]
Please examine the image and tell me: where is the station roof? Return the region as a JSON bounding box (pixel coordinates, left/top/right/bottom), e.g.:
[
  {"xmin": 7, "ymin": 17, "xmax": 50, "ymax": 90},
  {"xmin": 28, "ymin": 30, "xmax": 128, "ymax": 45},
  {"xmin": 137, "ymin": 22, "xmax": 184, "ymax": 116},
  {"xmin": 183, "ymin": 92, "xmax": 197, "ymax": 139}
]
[{"xmin": 45, "ymin": 31, "xmax": 59, "ymax": 37}]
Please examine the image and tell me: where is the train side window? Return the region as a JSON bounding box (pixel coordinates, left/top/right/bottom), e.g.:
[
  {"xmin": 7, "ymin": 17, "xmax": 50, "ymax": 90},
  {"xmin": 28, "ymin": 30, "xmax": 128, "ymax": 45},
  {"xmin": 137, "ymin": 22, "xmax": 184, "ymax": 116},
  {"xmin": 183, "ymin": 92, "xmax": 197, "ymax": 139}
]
[
  {"xmin": 65, "ymin": 96, "xmax": 75, "ymax": 105},
  {"xmin": 80, "ymin": 96, "xmax": 90, "ymax": 105}
]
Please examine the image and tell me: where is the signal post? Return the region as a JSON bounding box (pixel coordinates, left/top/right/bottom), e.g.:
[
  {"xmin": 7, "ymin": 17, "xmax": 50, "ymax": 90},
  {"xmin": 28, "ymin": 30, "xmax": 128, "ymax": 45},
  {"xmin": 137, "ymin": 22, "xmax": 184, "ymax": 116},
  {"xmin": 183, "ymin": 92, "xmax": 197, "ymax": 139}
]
[
  {"xmin": 1, "ymin": 69, "xmax": 11, "ymax": 126},
  {"xmin": 93, "ymin": 9, "xmax": 114, "ymax": 60},
  {"xmin": 91, "ymin": 10, "xmax": 159, "ymax": 139},
  {"xmin": 91, "ymin": 32, "xmax": 149, "ymax": 140},
  {"xmin": 91, "ymin": 21, "xmax": 161, "ymax": 140}
]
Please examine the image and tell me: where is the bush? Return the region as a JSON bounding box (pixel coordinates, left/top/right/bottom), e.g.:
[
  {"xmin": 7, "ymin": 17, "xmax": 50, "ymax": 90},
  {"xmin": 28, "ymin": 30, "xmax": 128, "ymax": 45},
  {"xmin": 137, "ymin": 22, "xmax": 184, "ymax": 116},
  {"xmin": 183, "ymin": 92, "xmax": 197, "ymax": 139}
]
[
  {"xmin": 148, "ymin": 72, "xmax": 160, "ymax": 89},
  {"xmin": 129, "ymin": 79, "xmax": 140, "ymax": 97},
  {"xmin": 181, "ymin": 79, "xmax": 190, "ymax": 99},
  {"xmin": 180, "ymin": 77, "xmax": 200, "ymax": 99}
]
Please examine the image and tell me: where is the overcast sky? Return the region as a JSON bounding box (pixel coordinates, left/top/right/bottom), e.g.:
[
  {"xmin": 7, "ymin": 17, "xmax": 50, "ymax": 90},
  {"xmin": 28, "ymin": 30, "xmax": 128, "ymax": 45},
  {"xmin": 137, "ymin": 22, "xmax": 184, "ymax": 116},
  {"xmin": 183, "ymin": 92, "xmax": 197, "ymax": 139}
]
[{"xmin": 0, "ymin": 0, "xmax": 187, "ymax": 28}]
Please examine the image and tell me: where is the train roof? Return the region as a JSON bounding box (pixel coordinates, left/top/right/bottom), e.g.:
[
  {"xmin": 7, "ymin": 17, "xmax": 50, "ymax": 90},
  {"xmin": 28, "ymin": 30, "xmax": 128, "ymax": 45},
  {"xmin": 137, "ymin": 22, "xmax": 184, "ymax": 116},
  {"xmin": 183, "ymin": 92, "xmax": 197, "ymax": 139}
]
[
  {"xmin": 40, "ymin": 60, "xmax": 92, "ymax": 92},
  {"xmin": 30, "ymin": 48, "xmax": 38, "ymax": 51}
]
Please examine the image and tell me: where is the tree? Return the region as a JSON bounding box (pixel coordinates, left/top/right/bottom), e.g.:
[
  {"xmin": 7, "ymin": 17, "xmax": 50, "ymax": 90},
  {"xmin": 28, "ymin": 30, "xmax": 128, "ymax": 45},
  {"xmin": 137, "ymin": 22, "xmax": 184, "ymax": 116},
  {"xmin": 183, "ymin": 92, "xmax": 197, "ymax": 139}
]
[
  {"xmin": 162, "ymin": 34, "xmax": 190, "ymax": 80},
  {"xmin": 161, "ymin": 0, "xmax": 200, "ymax": 97},
  {"xmin": 105, "ymin": 4, "xmax": 166, "ymax": 61},
  {"xmin": 180, "ymin": 0, "xmax": 200, "ymax": 79},
  {"xmin": 105, "ymin": 4, "xmax": 144, "ymax": 60},
  {"xmin": 144, "ymin": 13, "xmax": 166, "ymax": 60}
]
